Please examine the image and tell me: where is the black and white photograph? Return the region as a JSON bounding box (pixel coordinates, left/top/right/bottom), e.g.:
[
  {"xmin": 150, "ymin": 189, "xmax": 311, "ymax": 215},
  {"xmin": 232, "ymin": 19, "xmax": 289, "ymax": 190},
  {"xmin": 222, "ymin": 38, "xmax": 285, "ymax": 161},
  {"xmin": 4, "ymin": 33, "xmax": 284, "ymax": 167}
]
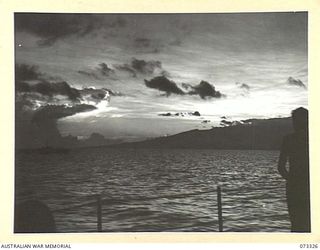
[{"xmin": 14, "ymin": 12, "xmax": 310, "ymax": 233}]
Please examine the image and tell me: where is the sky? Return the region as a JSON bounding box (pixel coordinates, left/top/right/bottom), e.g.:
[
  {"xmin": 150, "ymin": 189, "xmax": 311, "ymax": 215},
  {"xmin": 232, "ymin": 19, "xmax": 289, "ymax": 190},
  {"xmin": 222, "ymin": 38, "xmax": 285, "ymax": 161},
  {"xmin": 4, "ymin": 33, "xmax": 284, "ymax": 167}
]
[{"xmin": 15, "ymin": 12, "xmax": 308, "ymax": 144}]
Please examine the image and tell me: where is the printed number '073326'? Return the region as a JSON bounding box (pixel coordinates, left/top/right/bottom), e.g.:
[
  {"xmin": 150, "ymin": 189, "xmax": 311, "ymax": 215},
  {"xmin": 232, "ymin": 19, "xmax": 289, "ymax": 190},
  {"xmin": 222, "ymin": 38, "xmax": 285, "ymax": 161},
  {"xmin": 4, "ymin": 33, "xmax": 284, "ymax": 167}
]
[{"xmin": 300, "ymin": 244, "xmax": 318, "ymax": 248}]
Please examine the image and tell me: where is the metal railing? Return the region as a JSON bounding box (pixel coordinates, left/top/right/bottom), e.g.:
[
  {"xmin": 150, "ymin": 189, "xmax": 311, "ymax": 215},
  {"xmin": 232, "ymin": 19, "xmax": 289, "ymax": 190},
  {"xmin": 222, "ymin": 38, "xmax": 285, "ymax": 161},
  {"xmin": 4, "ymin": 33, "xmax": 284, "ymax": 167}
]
[
  {"xmin": 51, "ymin": 185, "xmax": 286, "ymax": 232},
  {"xmin": 51, "ymin": 186, "xmax": 224, "ymax": 232}
]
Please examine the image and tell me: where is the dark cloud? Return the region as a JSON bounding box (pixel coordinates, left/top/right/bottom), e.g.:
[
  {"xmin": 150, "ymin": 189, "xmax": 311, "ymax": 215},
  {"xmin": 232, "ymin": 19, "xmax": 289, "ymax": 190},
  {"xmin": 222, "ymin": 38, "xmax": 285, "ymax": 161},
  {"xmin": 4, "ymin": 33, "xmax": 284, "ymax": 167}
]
[
  {"xmin": 97, "ymin": 63, "xmax": 114, "ymax": 76},
  {"xmin": 158, "ymin": 111, "xmax": 201, "ymax": 117},
  {"xmin": 236, "ymin": 82, "xmax": 250, "ymax": 91},
  {"xmin": 92, "ymin": 92, "xmax": 106, "ymax": 100},
  {"xmin": 188, "ymin": 80, "xmax": 223, "ymax": 99},
  {"xmin": 79, "ymin": 86, "xmax": 123, "ymax": 102},
  {"xmin": 16, "ymin": 81, "xmax": 31, "ymax": 93},
  {"xmin": 235, "ymin": 82, "xmax": 250, "ymax": 97},
  {"xmin": 286, "ymin": 77, "xmax": 306, "ymax": 89},
  {"xmin": 15, "ymin": 14, "xmax": 97, "ymax": 46},
  {"xmin": 14, "ymin": 63, "xmax": 114, "ymax": 149},
  {"xmin": 181, "ymin": 82, "xmax": 192, "ymax": 91},
  {"xmin": 15, "ymin": 64, "xmax": 42, "ymax": 81},
  {"xmin": 16, "ymin": 92, "xmax": 58, "ymax": 116},
  {"xmin": 146, "ymin": 78, "xmax": 224, "ymax": 99},
  {"xmin": 79, "ymin": 88, "xmax": 108, "ymax": 103},
  {"xmin": 145, "ymin": 76, "xmax": 185, "ymax": 96},
  {"xmin": 131, "ymin": 58, "xmax": 161, "ymax": 74},
  {"xmin": 32, "ymin": 104, "xmax": 96, "ymax": 122},
  {"xmin": 15, "ymin": 63, "xmax": 81, "ymax": 102},
  {"xmin": 114, "ymin": 58, "xmax": 166, "ymax": 77},
  {"xmin": 15, "ymin": 14, "xmax": 126, "ymax": 46},
  {"xmin": 15, "ymin": 63, "xmax": 115, "ymax": 112},
  {"xmin": 17, "ymin": 80, "xmax": 81, "ymax": 102},
  {"xmin": 78, "ymin": 63, "xmax": 115, "ymax": 80},
  {"xmin": 19, "ymin": 60, "xmax": 58, "ymax": 80},
  {"xmin": 18, "ymin": 104, "xmax": 96, "ymax": 149},
  {"xmin": 16, "ymin": 83, "xmax": 109, "ymax": 149},
  {"xmin": 113, "ymin": 64, "xmax": 137, "ymax": 77},
  {"xmin": 78, "ymin": 59, "xmax": 164, "ymax": 80}
]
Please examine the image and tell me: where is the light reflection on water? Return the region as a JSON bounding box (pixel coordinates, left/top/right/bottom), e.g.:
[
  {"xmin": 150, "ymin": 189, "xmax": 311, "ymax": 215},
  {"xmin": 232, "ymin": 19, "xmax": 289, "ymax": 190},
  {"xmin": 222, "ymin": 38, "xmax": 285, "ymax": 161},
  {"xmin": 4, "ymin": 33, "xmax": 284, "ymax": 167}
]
[{"xmin": 15, "ymin": 148, "xmax": 290, "ymax": 232}]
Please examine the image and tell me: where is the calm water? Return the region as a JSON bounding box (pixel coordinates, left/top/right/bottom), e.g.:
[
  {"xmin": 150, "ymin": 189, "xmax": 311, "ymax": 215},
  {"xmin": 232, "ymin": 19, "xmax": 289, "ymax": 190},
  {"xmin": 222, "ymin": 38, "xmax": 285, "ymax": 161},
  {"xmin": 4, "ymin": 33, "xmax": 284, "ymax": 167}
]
[{"xmin": 15, "ymin": 148, "xmax": 290, "ymax": 232}]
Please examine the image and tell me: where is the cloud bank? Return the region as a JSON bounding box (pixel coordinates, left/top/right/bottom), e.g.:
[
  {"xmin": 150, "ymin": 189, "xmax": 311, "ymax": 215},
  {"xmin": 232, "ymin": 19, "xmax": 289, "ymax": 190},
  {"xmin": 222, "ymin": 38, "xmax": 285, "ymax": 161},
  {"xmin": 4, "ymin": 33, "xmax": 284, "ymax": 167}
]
[
  {"xmin": 17, "ymin": 80, "xmax": 81, "ymax": 102},
  {"xmin": 15, "ymin": 63, "xmax": 115, "ymax": 112},
  {"xmin": 32, "ymin": 104, "xmax": 97, "ymax": 122},
  {"xmin": 15, "ymin": 14, "xmax": 126, "ymax": 46},
  {"xmin": 114, "ymin": 58, "xmax": 167, "ymax": 77},
  {"xmin": 78, "ymin": 63, "xmax": 115, "ymax": 80},
  {"xmin": 188, "ymin": 80, "xmax": 223, "ymax": 99},
  {"xmin": 78, "ymin": 58, "xmax": 167, "ymax": 80},
  {"xmin": 15, "ymin": 63, "xmax": 110, "ymax": 148},
  {"xmin": 146, "ymin": 77, "xmax": 224, "ymax": 99},
  {"xmin": 144, "ymin": 76, "xmax": 185, "ymax": 96}
]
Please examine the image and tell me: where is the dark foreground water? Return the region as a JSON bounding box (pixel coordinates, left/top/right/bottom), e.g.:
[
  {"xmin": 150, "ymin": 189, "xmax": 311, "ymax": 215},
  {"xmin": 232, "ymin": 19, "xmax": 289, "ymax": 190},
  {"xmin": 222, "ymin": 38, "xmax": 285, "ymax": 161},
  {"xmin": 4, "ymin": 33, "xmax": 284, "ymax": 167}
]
[{"xmin": 15, "ymin": 148, "xmax": 290, "ymax": 232}]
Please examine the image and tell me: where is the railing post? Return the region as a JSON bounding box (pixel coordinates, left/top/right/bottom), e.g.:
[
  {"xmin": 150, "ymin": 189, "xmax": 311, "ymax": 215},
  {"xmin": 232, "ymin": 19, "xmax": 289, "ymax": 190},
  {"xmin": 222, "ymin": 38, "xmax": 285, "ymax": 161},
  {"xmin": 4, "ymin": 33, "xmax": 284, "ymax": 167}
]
[
  {"xmin": 96, "ymin": 194, "xmax": 102, "ymax": 232},
  {"xmin": 217, "ymin": 186, "xmax": 223, "ymax": 232}
]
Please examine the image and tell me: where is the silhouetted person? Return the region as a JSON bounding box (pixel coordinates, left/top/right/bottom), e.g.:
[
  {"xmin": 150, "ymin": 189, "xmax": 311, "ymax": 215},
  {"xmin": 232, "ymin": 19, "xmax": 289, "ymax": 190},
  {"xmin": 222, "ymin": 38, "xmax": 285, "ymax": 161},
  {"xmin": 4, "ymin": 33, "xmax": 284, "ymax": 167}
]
[
  {"xmin": 278, "ymin": 107, "xmax": 310, "ymax": 232},
  {"xmin": 14, "ymin": 200, "xmax": 56, "ymax": 233}
]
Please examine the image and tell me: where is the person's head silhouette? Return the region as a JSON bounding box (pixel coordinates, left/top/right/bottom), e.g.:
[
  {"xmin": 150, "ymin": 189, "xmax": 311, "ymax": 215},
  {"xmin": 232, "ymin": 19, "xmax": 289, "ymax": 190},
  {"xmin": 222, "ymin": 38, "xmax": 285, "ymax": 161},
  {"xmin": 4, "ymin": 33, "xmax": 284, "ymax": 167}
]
[{"xmin": 292, "ymin": 107, "xmax": 308, "ymax": 132}]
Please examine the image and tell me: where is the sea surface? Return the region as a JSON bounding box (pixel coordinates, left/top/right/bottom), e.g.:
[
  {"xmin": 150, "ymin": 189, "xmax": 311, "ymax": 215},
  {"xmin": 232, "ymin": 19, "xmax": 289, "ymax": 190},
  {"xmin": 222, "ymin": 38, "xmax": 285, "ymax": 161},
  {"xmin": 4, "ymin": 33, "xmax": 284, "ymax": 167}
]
[{"xmin": 15, "ymin": 148, "xmax": 290, "ymax": 232}]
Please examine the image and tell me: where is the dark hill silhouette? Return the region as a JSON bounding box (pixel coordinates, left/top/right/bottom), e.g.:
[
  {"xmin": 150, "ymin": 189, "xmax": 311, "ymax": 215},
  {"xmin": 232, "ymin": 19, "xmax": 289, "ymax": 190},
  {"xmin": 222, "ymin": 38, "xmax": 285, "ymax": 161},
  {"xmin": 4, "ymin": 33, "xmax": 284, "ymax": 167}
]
[{"xmin": 114, "ymin": 117, "xmax": 292, "ymax": 150}]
